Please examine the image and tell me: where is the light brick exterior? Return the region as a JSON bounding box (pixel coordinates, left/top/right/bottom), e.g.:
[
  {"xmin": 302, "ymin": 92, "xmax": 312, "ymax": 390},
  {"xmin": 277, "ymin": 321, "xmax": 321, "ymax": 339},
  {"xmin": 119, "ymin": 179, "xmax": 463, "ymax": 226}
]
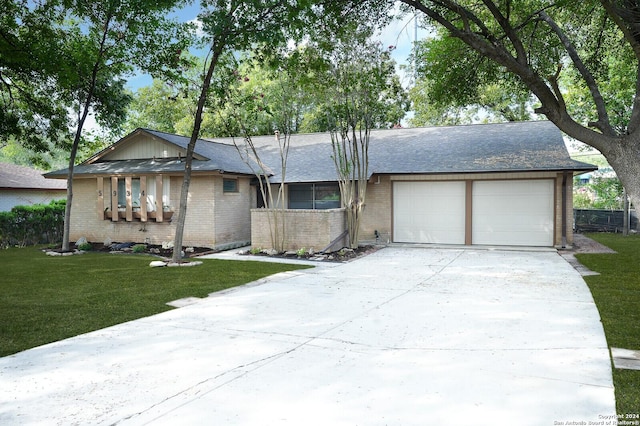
[
  {"xmin": 70, "ymin": 174, "xmax": 251, "ymax": 249},
  {"xmin": 360, "ymin": 175, "xmax": 393, "ymax": 243},
  {"xmin": 71, "ymin": 169, "xmax": 575, "ymax": 250},
  {"xmin": 251, "ymin": 171, "xmax": 574, "ymax": 250},
  {"xmin": 251, "ymin": 208, "xmax": 346, "ymax": 252}
]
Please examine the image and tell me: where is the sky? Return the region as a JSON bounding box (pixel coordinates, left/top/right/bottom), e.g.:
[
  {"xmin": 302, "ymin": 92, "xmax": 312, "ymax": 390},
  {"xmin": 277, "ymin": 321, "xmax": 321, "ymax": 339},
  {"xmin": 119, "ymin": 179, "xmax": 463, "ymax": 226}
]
[{"xmin": 125, "ymin": 3, "xmax": 429, "ymax": 92}]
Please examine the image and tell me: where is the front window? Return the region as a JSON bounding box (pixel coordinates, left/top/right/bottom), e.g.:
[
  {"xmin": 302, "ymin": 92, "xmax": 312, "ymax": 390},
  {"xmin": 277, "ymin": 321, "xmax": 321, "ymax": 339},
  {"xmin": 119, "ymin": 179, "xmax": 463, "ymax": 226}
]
[
  {"xmin": 118, "ymin": 178, "xmax": 141, "ymax": 209},
  {"xmin": 223, "ymin": 178, "xmax": 238, "ymax": 193},
  {"xmin": 101, "ymin": 175, "xmax": 171, "ymax": 222},
  {"xmin": 288, "ymin": 183, "xmax": 340, "ymax": 209}
]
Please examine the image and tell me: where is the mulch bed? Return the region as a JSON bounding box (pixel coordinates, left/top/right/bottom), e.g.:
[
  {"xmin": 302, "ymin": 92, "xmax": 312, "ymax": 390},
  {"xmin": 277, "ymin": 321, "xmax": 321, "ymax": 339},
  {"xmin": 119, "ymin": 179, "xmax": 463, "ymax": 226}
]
[
  {"xmin": 241, "ymin": 245, "xmax": 381, "ymax": 262},
  {"xmin": 46, "ymin": 242, "xmax": 380, "ymax": 263},
  {"xmin": 91, "ymin": 243, "xmax": 216, "ymax": 258},
  {"xmin": 45, "ymin": 242, "xmax": 216, "ymax": 258}
]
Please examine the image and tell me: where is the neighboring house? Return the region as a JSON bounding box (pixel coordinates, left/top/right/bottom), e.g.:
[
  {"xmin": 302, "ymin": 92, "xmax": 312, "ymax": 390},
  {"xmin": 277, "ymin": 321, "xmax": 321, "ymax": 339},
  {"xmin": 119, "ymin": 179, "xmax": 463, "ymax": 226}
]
[
  {"xmin": 0, "ymin": 162, "xmax": 67, "ymax": 211},
  {"xmin": 46, "ymin": 121, "xmax": 596, "ymax": 249}
]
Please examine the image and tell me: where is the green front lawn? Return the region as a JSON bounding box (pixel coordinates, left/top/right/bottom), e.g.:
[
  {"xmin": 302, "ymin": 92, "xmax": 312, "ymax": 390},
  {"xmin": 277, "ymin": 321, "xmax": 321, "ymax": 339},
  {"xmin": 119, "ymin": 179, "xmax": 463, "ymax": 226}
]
[
  {"xmin": 575, "ymin": 233, "xmax": 640, "ymax": 415},
  {"xmin": 0, "ymin": 247, "xmax": 311, "ymax": 357}
]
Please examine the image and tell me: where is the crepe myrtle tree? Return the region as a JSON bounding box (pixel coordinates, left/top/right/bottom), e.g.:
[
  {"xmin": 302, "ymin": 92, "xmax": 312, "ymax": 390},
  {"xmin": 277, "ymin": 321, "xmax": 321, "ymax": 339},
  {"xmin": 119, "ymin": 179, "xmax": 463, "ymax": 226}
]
[
  {"xmin": 223, "ymin": 52, "xmax": 321, "ymax": 253},
  {"xmin": 170, "ymin": 0, "xmax": 400, "ymax": 261},
  {"xmin": 209, "ymin": 54, "xmax": 293, "ymax": 253},
  {"xmin": 390, "ymin": 0, "xmax": 640, "ymax": 212},
  {"xmin": 320, "ymin": 31, "xmax": 408, "ymax": 249},
  {"xmin": 170, "ymin": 0, "xmax": 323, "ymax": 262}
]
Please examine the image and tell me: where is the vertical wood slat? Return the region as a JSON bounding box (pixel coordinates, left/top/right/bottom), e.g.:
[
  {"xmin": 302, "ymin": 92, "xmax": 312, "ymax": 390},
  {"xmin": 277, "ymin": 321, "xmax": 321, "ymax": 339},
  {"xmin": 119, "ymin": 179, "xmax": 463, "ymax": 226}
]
[
  {"xmin": 97, "ymin": 177, "xmax": 104, "ymax": 220},
  {"xmin": 111, "ymin": 177, "xmax": 119, "ymax": 222},
  {"xmin": 155, "ymin": 175, "xmax": 163, "ymax": 222},
  {"xmin": 465, "ymin": 180, "xmax": 473, "ymax": 245},
  {"xmin": 125, "ymin": 177, "xmax": 133, "ymax": 221},
  {"xmin": 140, "ymin": 176, "xmax": 147, "ymax": 222}
]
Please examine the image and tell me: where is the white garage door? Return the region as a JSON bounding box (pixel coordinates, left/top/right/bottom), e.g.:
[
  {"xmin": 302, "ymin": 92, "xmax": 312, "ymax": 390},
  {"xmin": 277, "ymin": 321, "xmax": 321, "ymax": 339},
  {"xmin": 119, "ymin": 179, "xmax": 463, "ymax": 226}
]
[
  {"xmin": 472, "ymin": 180, "xmax": 554, "ymax": 246},
  {"xmin": 393, "ymin": 181, "xmax": 466, "ymax": 244}
]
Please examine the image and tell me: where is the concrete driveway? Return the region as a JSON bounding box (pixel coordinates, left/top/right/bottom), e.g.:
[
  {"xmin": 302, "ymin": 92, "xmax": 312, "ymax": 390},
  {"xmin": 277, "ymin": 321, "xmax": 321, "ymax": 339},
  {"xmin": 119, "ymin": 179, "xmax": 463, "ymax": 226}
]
[{"xmin": 0, "ymin": 247, "xmax": 615, "ymax": 425}]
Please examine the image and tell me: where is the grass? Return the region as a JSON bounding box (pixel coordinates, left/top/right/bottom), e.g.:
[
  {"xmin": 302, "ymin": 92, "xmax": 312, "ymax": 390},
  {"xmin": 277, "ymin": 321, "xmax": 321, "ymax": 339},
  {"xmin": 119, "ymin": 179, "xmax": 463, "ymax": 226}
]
[
  {"xmin": 575, "ymin": 233, "xmax": 640, "ymax": 415},
  {"xmin": 0, "ymin": 247, "xmax": 311, "ymax": 357}
]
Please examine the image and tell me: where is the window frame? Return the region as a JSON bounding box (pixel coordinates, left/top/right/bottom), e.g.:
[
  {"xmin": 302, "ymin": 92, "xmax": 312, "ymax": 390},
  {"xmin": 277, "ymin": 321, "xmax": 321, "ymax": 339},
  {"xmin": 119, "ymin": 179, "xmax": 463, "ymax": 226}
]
[
  {"xmin": 288, "ymin": 183, "xmax": 341, "ymax": 210},
  {"xmin": 100, "ymin": 175, "xmax": 171, "ymax": 223},
  {"xmin": 223, "ymin": 178, "xmax": 239, "ymax": 193}
]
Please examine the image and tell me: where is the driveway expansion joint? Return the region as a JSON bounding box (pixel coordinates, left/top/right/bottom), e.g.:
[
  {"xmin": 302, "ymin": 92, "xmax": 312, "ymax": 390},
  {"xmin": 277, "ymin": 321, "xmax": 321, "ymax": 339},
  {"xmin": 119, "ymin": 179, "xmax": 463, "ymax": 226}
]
[{"xmin": 0, "ymin": 246, "xmax": 615, "ymax": 424}]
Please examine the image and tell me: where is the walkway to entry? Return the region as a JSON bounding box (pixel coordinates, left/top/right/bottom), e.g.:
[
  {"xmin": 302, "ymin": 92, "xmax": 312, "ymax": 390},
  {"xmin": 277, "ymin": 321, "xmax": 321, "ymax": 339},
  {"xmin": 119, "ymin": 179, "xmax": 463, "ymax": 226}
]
[{"xmin": 0, "ymin": 247, "xmax": 615, "ymax": 425}]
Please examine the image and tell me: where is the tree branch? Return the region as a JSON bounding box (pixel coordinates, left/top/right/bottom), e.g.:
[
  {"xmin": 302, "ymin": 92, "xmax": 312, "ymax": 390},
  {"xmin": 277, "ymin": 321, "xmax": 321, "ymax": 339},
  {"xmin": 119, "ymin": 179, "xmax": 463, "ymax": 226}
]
[
  {"xmin": 599, "ymin": 0, "xmax": 640, "ymax": 133},
  {"xmin": 539, "ymin": 11, "xmax": 615, "ymax": 136},
  {"xmin": 481, "ymin": 0, "xmax": 528, "ymax": 64},
  {"xmin": 600, "ymin": 0, "xmax": 640, "ymax": 60},
  {"xmin": 401, "ymin": 0, "xmax": 622, "ymax": 152},
  {"xmin": 402, "ymin": 0, "xmax": 562, "ymax": 118}
]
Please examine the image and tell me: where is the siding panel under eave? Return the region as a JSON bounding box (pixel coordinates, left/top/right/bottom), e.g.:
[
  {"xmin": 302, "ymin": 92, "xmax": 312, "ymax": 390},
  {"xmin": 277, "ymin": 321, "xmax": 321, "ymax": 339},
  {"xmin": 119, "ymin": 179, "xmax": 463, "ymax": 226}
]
[{"xmin": 102, "ymin": 137, "xmax": 185, "ymax": 161}]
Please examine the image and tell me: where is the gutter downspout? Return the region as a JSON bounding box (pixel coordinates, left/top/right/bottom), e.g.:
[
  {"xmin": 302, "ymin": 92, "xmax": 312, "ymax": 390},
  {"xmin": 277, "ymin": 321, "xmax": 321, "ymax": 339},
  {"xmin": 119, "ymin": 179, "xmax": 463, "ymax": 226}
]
[{"xmin": 562, "ymin": 171, "xmax": 568, "ymax": 248}]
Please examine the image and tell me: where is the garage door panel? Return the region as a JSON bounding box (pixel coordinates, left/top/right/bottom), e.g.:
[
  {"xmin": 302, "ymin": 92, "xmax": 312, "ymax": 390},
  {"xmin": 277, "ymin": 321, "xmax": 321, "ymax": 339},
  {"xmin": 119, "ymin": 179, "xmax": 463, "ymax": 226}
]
[
  {"xmin": 472, "ymin": 180, "xmax": 554, "ymax": 246},
  {"xmin": 393, "ymin": 182, "xmax": 465, "ymax": 244}
]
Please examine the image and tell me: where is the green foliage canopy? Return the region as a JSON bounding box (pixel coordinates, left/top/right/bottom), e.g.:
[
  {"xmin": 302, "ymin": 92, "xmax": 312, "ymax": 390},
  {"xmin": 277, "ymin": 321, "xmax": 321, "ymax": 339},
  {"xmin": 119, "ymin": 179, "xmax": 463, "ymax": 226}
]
[{"xmin": 393, "ymin": 0, "xmax": 640, "ymax": 210}]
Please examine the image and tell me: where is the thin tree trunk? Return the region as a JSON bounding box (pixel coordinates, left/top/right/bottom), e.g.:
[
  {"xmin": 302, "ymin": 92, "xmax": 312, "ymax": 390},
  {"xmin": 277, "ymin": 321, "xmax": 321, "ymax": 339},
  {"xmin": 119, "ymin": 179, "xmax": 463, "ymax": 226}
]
[
  {"xmin": 61, "ymin": 18, "xmax": 111, "ymax": 251},
  {"xmin": 172, "ymin": 42, "xmax": 227, "ymax": 263}
]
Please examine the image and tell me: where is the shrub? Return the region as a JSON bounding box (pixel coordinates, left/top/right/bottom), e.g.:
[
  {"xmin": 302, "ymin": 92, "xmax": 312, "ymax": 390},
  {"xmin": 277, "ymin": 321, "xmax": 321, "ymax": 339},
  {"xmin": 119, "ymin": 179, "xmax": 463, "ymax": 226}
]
[
  {"xmin": 132, "ymin": 244, "xmax": 147, "ymax": 253},
  {"xmin": 77, "ymin": 242, "xmax": 93, "ymax": 251},
  {"xmin": 0, "ymin": 200, "xmax": 65, "ymax": 248}
]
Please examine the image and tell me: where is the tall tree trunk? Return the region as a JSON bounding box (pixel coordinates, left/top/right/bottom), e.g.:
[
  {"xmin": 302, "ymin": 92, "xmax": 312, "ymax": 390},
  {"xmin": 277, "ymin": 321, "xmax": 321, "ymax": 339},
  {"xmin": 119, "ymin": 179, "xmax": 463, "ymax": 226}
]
[
  {"xmin": 171, "ymin": 42, "xmax": 226, "ymax": 263},
  {"xmin": 61, "ymin": 15, "xmax": 111, "ymax": 251},
  {"xmin": 601, "ymin": 141, "xmax": 640, "ymax": 212}
]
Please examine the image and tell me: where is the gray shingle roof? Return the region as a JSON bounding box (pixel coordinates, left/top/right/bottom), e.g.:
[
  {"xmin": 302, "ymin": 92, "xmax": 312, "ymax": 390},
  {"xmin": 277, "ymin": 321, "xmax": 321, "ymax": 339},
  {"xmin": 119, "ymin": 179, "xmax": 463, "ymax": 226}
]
[
  {"xmin": 0, "ymin": 162, "xmax": 67, "ymax": 190},
  {"xmin": 143, "ymin": 129, "xmax": 266, "ymax": 175},
  {"xmin": 214, "ymin": 121, "xmax": 597, "ymax": 183},
  {"xmin": 47, "ymin": 121, "xmax": 596, "ymax": 181},
  {"xmin": 46, "ymin": 129, "xmax": 257, "ymax": 178},
  {"xmin": 369, "ymin": 121, "xmax": 595, "ymax": 175}
]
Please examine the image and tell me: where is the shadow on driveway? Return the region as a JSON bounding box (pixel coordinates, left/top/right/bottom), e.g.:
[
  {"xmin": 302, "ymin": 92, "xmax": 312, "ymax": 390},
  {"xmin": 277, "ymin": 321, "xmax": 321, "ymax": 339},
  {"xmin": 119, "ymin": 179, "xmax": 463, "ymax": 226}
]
[{"xmin": 0, "ymin": 247, "xmax": 615, "ymax": 425}]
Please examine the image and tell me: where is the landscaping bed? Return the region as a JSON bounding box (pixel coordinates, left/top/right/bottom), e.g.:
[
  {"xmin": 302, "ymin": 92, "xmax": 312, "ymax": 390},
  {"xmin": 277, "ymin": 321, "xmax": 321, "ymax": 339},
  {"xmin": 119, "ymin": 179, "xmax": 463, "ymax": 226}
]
[
  {"xmin": 46, "ymin": 242, "xmax": 380, "ymax": 262},
  {"xmin": 45, "ymin": 241, "xmax": 216, "ymax": 258},
  {"xmin": 239, "ymin": 245, "xmax": 381, "ymax": 262}
]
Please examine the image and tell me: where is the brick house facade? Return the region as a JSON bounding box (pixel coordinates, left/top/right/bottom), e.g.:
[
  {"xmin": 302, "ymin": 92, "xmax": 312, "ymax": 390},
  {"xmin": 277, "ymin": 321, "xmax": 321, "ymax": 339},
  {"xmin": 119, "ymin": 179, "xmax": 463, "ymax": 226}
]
[{"xmin": 46, "ymin": 122, "xmax": 595, "ymax": 251}]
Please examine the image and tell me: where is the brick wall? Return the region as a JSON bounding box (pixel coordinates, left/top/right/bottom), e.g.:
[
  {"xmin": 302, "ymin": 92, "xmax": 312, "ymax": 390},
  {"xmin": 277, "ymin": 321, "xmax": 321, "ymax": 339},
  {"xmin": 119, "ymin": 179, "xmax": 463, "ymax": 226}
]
[
  {"xmin": 213, "ymin": 176, "xmax": 251, "ymax": 248},
  {"xmin": 360, "ymin": 176, "xmax": 392, "ymax": 243},
  {"xmin": 70, "ymin": 178, "xmax": 176, "ymax": 246},
  {"xmin": 251, "ymin": 208, "xmax": 346, "ymax": 252},
  {"xmin": 70, "ymin": 174, "xmax": 251, "ymax": 249}
]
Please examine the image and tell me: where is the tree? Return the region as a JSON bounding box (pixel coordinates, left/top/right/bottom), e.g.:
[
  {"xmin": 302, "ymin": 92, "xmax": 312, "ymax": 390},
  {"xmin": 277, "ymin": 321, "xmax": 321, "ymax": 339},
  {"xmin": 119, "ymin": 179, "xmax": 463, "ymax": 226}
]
[
  {"xmin": 0, "ymin": 1, "xmax": 70, "ymax": 164},
  {"xmin": 575, "ymin": 176, "xmax": 624, "ymax": 210},
  {"xmin": 319, "ymin": 30, "xmax": 408, "ymax": 248},
  {"xmin": 124, "ymin": 80, "xmax": 192, "ymax": 134},
  {"xmin": 57, "ymin": 0, "xmax": 190, "ymax": 251},
  {"xmin": 218, "ymin": 51, "xmax": 318, "ymax": 252},
  {"xmin": 170, "ymin": 0, "xmax": 318, "ymax": 263},
  {"xmin": 2, "ymin": 0, "xmax": 190, "ymax": 250},
  {"xmin": 394, "ymin": 0, "xmax": 640, "ymax": 210},
  {"xmin": 409, "ymin": 33, "xmax": 536, "ymax": 126},
  {"xmin": 213, "ymin": 57, "xmax": 289, "ymax": 252}
]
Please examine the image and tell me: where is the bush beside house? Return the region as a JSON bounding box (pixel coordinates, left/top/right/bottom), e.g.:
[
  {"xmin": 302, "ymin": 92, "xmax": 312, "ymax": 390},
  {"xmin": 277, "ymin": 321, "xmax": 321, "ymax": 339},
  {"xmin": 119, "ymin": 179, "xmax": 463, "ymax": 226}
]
[{"xmin": 0, "ymin": 200, "xmax": 65, "ymax": 248}]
